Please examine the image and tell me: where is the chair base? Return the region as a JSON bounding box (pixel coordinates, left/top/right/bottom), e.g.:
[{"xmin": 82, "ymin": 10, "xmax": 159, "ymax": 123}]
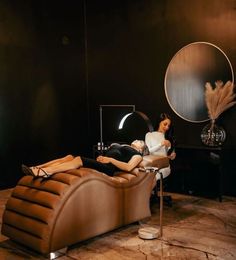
[{"xmin": 138, "ymin": 226, "xmax": 159, "ymax": 239}]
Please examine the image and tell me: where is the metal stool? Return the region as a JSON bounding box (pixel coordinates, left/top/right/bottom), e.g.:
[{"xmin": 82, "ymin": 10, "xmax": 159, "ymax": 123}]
[{"xmin": 139, "ymin": 167, "xmax": 164, "ymax": 238}]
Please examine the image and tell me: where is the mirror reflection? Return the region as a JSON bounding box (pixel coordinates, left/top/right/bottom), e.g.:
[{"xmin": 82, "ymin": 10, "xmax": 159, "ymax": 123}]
[{"xmin": 164, "ymin": 42, "xmax": 234, "ymax": 122}]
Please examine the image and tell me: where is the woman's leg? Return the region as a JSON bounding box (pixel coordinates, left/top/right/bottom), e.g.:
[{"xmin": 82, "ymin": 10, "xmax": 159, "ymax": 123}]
[
  {"xmin": 31, "ymin": 156, "xmax": 83, "ymax": 177},
  {"xmin": 36, "ymin": 155, "xmax": 74, "ymax": 168}
]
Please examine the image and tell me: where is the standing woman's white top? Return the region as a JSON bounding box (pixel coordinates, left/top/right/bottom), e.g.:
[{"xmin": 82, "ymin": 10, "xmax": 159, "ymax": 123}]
[{"xmin": 145, "ymin": 131, "xmax": 171, "ymax": 180}]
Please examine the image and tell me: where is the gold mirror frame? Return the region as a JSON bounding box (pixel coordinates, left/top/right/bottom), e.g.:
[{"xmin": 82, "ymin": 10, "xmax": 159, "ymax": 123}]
[{"xmin": 164, "ymin": 42, "xmax": 234, "ymax": 123}]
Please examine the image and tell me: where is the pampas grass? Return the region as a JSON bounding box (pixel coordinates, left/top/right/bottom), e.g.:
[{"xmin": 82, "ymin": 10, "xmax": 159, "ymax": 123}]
[{"xmin": 205, "ymin": 80, "xmax": 236, "ymax": 120}]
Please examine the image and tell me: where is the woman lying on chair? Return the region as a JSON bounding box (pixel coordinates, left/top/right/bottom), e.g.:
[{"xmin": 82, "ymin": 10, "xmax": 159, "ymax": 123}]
[{"xmin": 22, "ymin": 140, "xmax": 148, "ymax": 178}]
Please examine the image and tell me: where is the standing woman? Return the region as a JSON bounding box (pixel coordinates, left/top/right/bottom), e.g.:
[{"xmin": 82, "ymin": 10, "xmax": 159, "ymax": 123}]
[{"xmin": 145, "ymin": 113, "xmax": 176, "ymax": 180}]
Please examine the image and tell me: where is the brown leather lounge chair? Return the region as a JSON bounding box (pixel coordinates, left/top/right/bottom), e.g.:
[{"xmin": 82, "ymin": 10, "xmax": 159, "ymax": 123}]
[{"xmin": 1, "ymin": 155, "xmax": 169, "ymax": 257}]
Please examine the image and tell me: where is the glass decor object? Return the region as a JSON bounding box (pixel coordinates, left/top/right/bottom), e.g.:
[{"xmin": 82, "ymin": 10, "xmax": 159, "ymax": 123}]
[
  {"xmin": 201, "ymin": 120, "xmax": 226, "ymax": 147},
  {"xmin": 201, "ymin": 80, "xmax": 235, "ymax": 147}
]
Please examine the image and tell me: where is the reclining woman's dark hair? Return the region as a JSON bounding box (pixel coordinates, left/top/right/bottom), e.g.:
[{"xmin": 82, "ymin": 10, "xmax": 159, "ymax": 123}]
[{"xmin": 142, "ymin": 144, "xmax": 150, "ymax": 156}]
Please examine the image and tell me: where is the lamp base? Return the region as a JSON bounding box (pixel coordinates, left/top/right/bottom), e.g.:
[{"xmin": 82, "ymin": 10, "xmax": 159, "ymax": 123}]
[{"xmin": 138, "ymin": 226, "xmax": 159, "ymax": 239}]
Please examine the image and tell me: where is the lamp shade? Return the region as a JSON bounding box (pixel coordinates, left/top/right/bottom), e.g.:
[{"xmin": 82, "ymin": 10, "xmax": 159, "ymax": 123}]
[
  {"xmin": 119, "ymin": 111, "xmax": 154, "ymax": 132},
  {"xmin": 118, "ymin": 111, "xmax": 154, "ymax": 143},
  {"xmin": 99, "ymin": 105, "xmax": 153, "ymax": 146},
  {"xmin": 99, "ymin": 105, "xmax": 135, "ymax": 146}
]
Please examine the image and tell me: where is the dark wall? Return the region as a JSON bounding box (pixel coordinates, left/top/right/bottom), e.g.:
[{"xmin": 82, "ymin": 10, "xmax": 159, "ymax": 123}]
[
  {"xmin": 0, "ymin": 0, "xmax": 88, "ymax": 186},
  {"xmin": 85, "ymin": 0, "xmax": 236, "ymax": 196},
  {"xmin": 0, "ymin": 0, "xmax": 235, "ymax": 193},
  {"xmin": 86, "ymin": 0, "xmax": 236, "ymax": 146}
]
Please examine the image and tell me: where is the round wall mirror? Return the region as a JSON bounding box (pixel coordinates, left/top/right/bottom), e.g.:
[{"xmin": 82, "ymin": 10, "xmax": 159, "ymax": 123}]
[{"xmin": 164, "ymin": 42, "xmax": 234, "ymax": 122}]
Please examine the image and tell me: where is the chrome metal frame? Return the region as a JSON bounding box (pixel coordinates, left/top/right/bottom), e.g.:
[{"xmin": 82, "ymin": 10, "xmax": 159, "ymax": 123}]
[
  {"xmin": 99, "ymin": 104, "xmax": 154, "ymax": 148},
  {"xmin": 99, "ymin": 104, "xmax": 136, "ymax": 146}
]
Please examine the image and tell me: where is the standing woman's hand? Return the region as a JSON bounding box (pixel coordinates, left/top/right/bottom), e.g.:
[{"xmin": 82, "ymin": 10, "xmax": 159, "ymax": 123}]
[
  {"xmin": 162, "ymin": 139, "xmax": 171, "ymax": 148},
  {"xmin": 168, "ymin": 152, "xmax": 176, "ymax": 160}
]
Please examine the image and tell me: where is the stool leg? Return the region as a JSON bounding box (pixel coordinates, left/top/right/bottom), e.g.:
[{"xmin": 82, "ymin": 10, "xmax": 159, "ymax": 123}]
[{"xmin": 159, "ymin": 172, "xmax": 163, "ymax": 237}]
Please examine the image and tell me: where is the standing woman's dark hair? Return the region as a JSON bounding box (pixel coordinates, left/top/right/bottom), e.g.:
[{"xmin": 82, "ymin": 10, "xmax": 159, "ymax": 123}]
[{"xmin": 154, "ymin": 113, "xmax": 175, "ymax": 155}]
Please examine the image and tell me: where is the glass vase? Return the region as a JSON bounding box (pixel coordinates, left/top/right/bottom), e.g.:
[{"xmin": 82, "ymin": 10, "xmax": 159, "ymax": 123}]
[{"xmin": 200, "ymin": 120, "xmax": 226, "ymax": 147}]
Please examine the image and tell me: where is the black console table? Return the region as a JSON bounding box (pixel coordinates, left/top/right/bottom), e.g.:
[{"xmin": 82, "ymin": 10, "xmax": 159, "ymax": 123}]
[{"xmin": 169, "ymin": 144, "xmax": 226, "ymax": 201}]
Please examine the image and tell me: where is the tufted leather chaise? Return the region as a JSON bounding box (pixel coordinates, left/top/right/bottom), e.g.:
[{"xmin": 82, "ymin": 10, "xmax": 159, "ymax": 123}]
[{"xmin": 1, "ymin": 155, "xmax": 169, "ymax": 256}]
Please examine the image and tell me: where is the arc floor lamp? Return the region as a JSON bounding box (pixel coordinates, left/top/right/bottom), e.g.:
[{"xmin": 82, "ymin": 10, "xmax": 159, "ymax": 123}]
[{"xmin": 99, "ymin": 104, "xmax": 154, "ymax": 149}]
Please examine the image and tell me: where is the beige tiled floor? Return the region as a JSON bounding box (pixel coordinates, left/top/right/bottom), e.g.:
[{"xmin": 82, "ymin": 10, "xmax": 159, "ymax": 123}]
[{"xmin": 0, "ymin": 189, "xmax": 236, "ymax": 259}]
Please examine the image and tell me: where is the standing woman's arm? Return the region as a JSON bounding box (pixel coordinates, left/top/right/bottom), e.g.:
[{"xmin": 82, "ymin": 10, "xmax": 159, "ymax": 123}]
[{"xmin": 145, "ymin": 132, "xmax": 163, "ymax": 153}]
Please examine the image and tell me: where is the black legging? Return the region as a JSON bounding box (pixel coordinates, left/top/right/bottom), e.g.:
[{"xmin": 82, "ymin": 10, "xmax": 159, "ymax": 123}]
[{"xmin": 80, "ymin": 157, "xmax": 116, "ymax": 176}]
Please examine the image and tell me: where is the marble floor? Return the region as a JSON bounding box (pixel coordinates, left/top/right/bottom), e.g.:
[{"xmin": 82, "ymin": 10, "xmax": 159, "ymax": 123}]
[{"xmin": 0, "ymin": 189, "xmax": 236, "ymax": 259}]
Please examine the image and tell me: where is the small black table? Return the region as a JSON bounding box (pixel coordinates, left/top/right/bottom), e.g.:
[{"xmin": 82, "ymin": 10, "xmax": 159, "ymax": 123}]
[{"xmin": 171, "ymin": 144, "xmax": 224, "ymax": 202}]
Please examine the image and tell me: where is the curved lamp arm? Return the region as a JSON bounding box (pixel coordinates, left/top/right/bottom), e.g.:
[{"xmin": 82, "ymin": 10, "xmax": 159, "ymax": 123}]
[
  {"xmin": 99, "ymin": 105, "xmax": 135, "ymax": 147},
  {"xmin": 118, "ymin": 111, "xmax": 154, "ymax": 132}
]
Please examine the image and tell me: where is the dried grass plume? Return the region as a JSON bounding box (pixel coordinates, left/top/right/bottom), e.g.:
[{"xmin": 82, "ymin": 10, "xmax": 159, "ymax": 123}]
[{"xmin": 205, "ymin": 80, "xmax": 236, "ymax": 120}]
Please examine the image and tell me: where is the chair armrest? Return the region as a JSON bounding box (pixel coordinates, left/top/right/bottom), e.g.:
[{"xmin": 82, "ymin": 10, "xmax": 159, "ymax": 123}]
[{"xmin": 139, "ymin": 155, "xmax": 169, "ymax": 170}]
